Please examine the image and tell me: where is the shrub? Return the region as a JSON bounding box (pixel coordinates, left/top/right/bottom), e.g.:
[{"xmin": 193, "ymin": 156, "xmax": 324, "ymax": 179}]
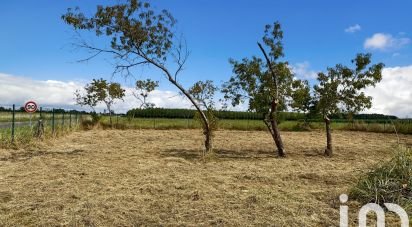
[{"xmin": 350, "ymin": 146, "xmax": 412, "ymax": 211}]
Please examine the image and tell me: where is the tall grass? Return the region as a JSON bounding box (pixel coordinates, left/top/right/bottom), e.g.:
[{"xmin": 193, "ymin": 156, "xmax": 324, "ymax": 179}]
[
  {"xmin": 0, "ymin": 119, "xmax": 83, "ymax": 149},
  {"xmin": 350, "ymin": 146, "xmax": 412, "ymax": 212}
]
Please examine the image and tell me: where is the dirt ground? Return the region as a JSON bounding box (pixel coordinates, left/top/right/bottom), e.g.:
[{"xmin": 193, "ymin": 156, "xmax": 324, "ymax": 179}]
[{"xmin": 0, "ymin": 129, "xmax": 411, "ymax": 226}]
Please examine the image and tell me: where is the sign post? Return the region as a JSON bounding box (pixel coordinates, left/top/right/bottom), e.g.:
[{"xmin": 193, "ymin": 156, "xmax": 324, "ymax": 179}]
[{"xmin": 24, "ymin": 101, "xmax": 38, "ymax": 127}]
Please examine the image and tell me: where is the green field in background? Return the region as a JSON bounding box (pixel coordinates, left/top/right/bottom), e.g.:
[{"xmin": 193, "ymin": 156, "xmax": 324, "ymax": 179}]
[{"xmin": 100, "ymin": 116, "xmax": 412, "ymax": 134}]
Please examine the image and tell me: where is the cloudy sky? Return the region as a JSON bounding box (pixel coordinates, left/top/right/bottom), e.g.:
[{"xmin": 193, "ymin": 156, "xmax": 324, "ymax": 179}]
[{"xmin": 0, "ymin": 0, "xmax": 411, "ymax": 117}]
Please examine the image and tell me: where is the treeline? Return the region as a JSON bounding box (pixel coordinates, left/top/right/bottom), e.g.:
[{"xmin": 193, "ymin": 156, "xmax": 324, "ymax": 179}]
[
  {"xmin": 127, "ymin": 108, "xmax": 398, "ymax": 121},
  {"xmin": 127, "ymin": 108, "xmax": 303, "ymax": 120}
]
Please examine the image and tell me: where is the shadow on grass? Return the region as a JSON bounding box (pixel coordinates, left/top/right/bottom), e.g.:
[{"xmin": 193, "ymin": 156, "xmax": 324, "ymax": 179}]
[{"xmin": 160, "ymin": 148, "xmax": 277, "ymax": 161}]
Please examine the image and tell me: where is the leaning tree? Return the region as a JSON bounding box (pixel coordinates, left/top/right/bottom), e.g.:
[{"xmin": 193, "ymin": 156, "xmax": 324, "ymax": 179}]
[
  {"xmin": 222, "ymin": 22, "xmax": 308, "ymax": 157},
  {"xmin": 314, "ymin": 53, "xmax": 384, "ymax": 156},
  {"xmin": 75, "ymin": 78, "xmax": 125, "ymax": 125},
  {"xmin": 62, "ymin": 0, "xmax": 214, "ymax": 151}
]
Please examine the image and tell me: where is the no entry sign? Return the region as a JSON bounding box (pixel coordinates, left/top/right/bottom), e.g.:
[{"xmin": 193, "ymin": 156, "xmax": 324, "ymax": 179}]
[{"xmin": 24, "ymin": 101, "xmax": 38, "ymax": 113}]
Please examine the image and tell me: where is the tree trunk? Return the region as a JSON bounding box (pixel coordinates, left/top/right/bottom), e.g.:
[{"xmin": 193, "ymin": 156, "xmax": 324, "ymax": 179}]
[
  {"xmin": 257, "ymin": 43, "xmax": 285, "ymax": 157},
  {"xmin": 264, "ymin": 101, "xmax": 286, "ymax": 157},
  {"xmin": 324, "ymin": 116, "xmax": 333, "ymax": 156},
  {"xmin": 141, "ymin": 57, "xmax": 212, "ymax": 152},
  {"xmin": 204, "ymin": 126, "xmax": 212, "ymax": 152},
  {"xmin": 270, "ymin": 117, "xmax": 285, "ymax": 157},
  {"xmin": 109, "ymin": 110, "xmax": 112, "ymax": 127},
  {"xmin": 172, "ymin": 82, "xmax": 212, "ymax": 152}
]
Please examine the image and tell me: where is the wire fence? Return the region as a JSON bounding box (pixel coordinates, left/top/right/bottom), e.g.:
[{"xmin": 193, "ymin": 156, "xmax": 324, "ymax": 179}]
[
  {"xmin": 0, "ymin": 104, "xmax": 86, "ymax": 147},
  {"xmin": 1, "ymin": 103, "xmax": 411, "ymax": 147},
  {"xmin": 103, "ymin": 113, "xmax": 412, "ymax": 134}
]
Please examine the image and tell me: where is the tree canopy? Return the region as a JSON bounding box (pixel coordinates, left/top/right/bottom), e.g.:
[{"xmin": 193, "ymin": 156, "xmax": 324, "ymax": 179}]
[{"xmin": 75, "ymin": 78, "xmax": 125, "ymax": 124}]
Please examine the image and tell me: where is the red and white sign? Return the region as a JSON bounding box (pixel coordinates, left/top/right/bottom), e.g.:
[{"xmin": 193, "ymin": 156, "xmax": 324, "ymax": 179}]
[{"xmin": 24, "ymin": 101, "xmax": 38, "ymax": 113}]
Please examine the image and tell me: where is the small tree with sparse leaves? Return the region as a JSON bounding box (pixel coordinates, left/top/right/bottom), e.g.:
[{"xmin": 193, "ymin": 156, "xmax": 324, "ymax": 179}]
[
  {"xmin": 133, "ymin": 79, "xmax": 159, "ymax": 109},
  {"xmin": 188, "ymin": 80, "xmax": 218, "ymax": 151},
  {"xmin": 75, "ymin": 78, "xmax": 125, "ymax": 126},
  {"xmin": 222, "ymin": 22, "xmax": 308, "ymax": 157},
  {"xmin": 314, "ymin": 53, "xmax": 383, "ymax": 156}
]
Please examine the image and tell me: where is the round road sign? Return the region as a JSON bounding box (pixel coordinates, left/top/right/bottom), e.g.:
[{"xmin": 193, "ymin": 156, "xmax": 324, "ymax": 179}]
[{"xmin": 24, "ymin": 101, "xmax": 38, "ymax": 113}]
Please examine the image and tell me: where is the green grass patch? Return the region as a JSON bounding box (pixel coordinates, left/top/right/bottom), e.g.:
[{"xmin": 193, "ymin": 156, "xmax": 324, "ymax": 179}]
[{"xmin": 350, "ymin": 146, "xmax": 412, "ymax": 212}]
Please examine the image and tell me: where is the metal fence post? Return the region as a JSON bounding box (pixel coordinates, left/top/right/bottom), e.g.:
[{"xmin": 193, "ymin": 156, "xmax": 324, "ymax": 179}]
[
  {"xmin": 69, "ymin": 111, "xmax": 72, "ymax": 128},
  {"xmin": 11, "ymin": 104, "xmax": 15, "ymax": 143},
  {"xmin": 52, "ymin": 108, "xmax": 55, "ymax": 136},
  {"xmin": 62, "ymin": 111, "xmax": 65, "ymax": 129}
]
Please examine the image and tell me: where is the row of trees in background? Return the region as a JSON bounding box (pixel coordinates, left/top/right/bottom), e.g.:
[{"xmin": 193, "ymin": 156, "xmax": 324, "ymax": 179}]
[
  {"xmin": 63, "ymin": 0, "xmax": 384, "ymax": 157},
  {"xmin": 127, "ymin": 108, "xmax": 304, "ymax": 120}
]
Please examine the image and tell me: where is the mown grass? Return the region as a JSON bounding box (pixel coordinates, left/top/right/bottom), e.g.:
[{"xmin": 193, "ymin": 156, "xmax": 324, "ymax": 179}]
[
  {"xmin": 350, "ymin": 146, "xmax": 412, "ymax": 212},
  {"xmin": 1, "ymin": 130, "xmax": 409, "ymax": 226}
]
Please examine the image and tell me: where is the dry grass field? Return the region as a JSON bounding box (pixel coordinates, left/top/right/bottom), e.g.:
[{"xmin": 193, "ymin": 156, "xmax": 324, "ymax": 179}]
[{"xmin": 1, "ymin": 129, "xmax": 411, "ymax": 226}]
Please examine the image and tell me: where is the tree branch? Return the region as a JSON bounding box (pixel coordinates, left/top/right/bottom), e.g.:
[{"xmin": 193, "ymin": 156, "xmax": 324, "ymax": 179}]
[{"xmin": 257, "ymin": 42, "xmax": 278, "ymax": 102}]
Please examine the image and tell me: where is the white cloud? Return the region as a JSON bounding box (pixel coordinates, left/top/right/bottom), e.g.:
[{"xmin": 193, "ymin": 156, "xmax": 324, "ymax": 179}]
[
  {"xmin": 344, "ymin": 24, "xmax": 361, "ymax": 33},
  {"xmin": 0, "ymin": 73, "xmax": 191, "ymax": 113},
  {"xmin": 291, "ymin": 61, "xmax": 317, "ymax": 80},
  {"xmin": 364, "ymin": 33, "xmax": 410, "ymax": 51},
  {"xmin": 2, "ymin": 67, "xmax": 411, "ymax": 118},
  {"xmin": 363, "ymin": 65, "xmax": 412, "ymax": 118}
]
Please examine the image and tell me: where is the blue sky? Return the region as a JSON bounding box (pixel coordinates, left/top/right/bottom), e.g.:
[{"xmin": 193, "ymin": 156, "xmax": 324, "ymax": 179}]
[{"xmin": 1, "ymin": 0, "xmax": 411, "ymax": 116}]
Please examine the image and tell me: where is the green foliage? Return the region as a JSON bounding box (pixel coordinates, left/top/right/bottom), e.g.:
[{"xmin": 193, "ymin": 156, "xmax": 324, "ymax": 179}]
[
  {"xmin": 133, "ymin": 79, "xmax": 159, "ymax": 109},
  {"xmin": 62, "ymin": 0, "xmax": 175, "ymax": 64},
  {"xmin": 290, "ymin": 79, "xmax": 312, "ymax": 113},
  {"xmin": 188, "ymin": 80, "xmax": 218, "ymax": 150},
  {"xmin": 75, "ymin": 78, "xmax": 125, "ymax": 113},
  {"xmin": 91, "ymin": 112, "xmax": 102, "ymax": 124},
  {"xmin": 188, "ymin": 80, "xmax": 217, "ymax": 110},
  {"xmin": 194, "ymin": 110, "xmax": 218, "ymax": 132},
  {"xmin": 222, "ymin": 22, "xmax": 308, "ymax": 120},
  {"xmin": 314, "ymin": 53, "xmax": 384, "ymax": 117},
  {"xmin": 350, "ymin": 147, "xmax": 412, "ymax": 211}
]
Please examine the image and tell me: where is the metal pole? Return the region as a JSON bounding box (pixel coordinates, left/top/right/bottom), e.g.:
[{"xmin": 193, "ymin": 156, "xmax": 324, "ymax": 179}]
[
  {"xmin": 11, "ymin": 104, "xmax": 15, "ymax": 143},
  {"xmin": 29, "ymin": 113, "xmax": 32, "ymax": 128},
  {"xmin": 40, "ymin": 107, "xmax": 43, "ymax": 119},
  {"xmin": 69, "ymin": 111, "xmax": 72, "ymax": 128},
  {"xmin": 62, "ymin": 111, "xmax": 65, "ymax": 128},
  {"xmin": 52, "ymin": 108, "xmax": 55, "ymax": 135}
]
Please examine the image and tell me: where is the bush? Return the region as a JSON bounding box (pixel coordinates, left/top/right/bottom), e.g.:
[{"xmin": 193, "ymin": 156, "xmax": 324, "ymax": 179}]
[{"xmin": 350, "ymin": 146, "xmax": 412, "ymax": 211}]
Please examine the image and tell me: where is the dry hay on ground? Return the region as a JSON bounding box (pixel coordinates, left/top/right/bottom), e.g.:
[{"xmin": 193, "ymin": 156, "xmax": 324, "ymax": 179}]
[{"xmin": 0, "ymin": 129, "xmax": 411, "ymax": 226}]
